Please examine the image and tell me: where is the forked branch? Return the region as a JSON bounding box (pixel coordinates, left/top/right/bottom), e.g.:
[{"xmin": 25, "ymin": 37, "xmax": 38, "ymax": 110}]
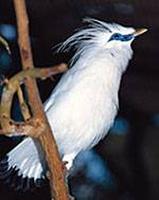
[{"xmin": 0, "ymin": 0, "xmax": 71, "ymax": 199}]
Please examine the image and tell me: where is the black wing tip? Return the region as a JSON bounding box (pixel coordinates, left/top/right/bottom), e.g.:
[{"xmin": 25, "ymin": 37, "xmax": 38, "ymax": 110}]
[
  {"xmin": 0, "ymin": 156, "xmax": 47, "ymax": 192},
  {"xmin": 0, "ymin": 155, "xmax": 10, "ymax": 177},
  {"xmin": 0, "ymin": 155, "xmax": 9, "ymax": 163}
]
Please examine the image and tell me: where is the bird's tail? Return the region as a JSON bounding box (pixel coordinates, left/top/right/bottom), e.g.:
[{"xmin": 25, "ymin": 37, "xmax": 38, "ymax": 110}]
[{"xmin": 0, "ymin": 137, "xmax": 47, "ymax": 191}]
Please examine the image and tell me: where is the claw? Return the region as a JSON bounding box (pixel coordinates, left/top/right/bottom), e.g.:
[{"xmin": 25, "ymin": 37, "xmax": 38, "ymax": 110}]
[{"xmin": 62, "ymin": 161, "xmax": 68, "ymax": 174}]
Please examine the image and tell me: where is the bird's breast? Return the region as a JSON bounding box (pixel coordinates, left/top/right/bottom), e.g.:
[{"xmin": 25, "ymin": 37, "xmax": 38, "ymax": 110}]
[{"xmin": 47, "ymin": 67, "xmax": 119, "ymax": 154}]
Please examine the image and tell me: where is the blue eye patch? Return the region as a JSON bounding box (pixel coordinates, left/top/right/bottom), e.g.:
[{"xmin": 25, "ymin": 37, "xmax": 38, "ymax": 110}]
[{"xmin": 109, "ymin": 33, "xmax": 134, "ymax": 42}]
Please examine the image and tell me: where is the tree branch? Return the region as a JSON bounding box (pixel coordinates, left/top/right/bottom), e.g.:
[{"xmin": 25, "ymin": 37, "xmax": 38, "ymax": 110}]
[
  {"xmin": 0, "ymin": 63, "xmax": 67, "ymax": 138},
  {"xmin": 5, "ymin": 0, "xmax": 71, "ymax": 199},
  {"xmin": 17, "ymin": 85, "xmax": 31, "ymax": 121}
]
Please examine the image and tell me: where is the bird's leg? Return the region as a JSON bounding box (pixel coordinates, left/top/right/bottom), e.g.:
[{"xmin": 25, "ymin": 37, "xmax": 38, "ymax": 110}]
[
  {"xmin": 62, "ymin": 161, "xmax": 69, "ymax": 178},
  {"xmin": 62, "ymin": 153, "xmax": 76, "ymax": 182},
  {"xmin": 62, "ymin": 153, "xmax": 76, "ymax": 172},
  {"xmin": 62, "ymin": 159, "xmax": 75, "ymax": 200}
]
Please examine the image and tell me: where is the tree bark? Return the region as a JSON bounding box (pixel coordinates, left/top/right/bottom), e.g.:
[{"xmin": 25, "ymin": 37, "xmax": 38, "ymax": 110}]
[{"xmin": 12, "ymin": 0, "xmax": 70, "ymax": 199}]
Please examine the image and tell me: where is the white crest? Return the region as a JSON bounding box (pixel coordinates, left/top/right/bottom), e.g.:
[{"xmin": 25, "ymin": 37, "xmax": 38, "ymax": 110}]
[{"xmin": 57, "ymin": 18, "xmax": 134, "ymax": 67}]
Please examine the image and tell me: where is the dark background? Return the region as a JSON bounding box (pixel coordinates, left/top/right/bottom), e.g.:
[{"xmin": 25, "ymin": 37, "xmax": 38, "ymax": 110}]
[{"xmin": 0, "ymin": 0, "xmax": 159, "ymax": 200}]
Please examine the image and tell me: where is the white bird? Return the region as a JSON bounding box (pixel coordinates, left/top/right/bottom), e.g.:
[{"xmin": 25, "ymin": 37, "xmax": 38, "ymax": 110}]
[{"xmin": 0, "ymin": 18, "xmax": 147, "ymax": 190}]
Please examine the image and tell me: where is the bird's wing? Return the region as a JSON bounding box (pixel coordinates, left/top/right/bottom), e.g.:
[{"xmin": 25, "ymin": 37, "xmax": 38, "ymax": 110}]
[
  {"xmin": 44, "ymin": 67, "xmax": 76, "ymax": 112},
  {"xmin": 0, "ymin": 137, "xmax": 47, "ymax": 191}
]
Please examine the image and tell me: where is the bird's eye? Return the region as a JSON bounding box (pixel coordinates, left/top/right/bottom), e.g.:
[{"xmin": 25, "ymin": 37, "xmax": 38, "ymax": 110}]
[
  {"xmin": 109, "ymin": 33, "xmax": 134, "ymax": 42},
  {"xmin": 111, "ymin": 33, "xmax": 122, "ymax": 40}
]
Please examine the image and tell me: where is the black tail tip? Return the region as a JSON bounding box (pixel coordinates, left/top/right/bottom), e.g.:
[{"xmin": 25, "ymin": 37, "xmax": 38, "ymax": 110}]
[{"xmin": 0, "ymin": 156, "xmax": 47, "ymax": 192}]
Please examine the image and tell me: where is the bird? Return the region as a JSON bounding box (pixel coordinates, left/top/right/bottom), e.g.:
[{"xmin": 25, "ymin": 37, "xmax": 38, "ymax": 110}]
[{"xmin": 0, "ymin": 18, "xmax": 147, "ymax": 190}]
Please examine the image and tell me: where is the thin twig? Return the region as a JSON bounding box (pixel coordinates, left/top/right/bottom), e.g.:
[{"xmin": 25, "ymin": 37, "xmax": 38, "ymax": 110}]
[
  {"xmin": 0, "ymin": 36, "xmax": 11, "ymax": 54},
  {"xmin": 17, "ymin": 85, "xmax": 31, "ymax": 121}
]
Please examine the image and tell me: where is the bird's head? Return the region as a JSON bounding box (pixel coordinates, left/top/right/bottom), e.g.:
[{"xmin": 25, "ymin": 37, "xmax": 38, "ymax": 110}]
[
  {"xmin": 105, "ymin": 24, "xmax": 147, "ymax": 50},
  {"xmin": 58, "ymin": 18, "xmax": 147, "ymax": 68},
  {"xmin": 79, "ymin": 18, "xmax": 147, "ymax": 50}
]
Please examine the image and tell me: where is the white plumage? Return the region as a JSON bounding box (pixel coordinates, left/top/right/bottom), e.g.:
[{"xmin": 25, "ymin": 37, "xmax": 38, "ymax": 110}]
[{"xmin": 0, "ymin": 18, "xmax": 147, "ymax": 190}]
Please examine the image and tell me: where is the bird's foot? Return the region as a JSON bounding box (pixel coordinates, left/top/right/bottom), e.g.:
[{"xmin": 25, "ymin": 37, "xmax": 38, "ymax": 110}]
[{"xmin": 62, "ymin": 161, "xmax": 69, "ymax": 178}]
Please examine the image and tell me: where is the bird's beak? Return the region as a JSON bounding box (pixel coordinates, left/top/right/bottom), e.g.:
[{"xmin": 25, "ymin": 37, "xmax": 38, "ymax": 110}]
[
  {"xmin": 133, "ymin": 28, "xmax": 148, "ymax": 37},
  {"xmin": 0, "ymin": 36, "xmax": 11, "ymax": 54}
]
